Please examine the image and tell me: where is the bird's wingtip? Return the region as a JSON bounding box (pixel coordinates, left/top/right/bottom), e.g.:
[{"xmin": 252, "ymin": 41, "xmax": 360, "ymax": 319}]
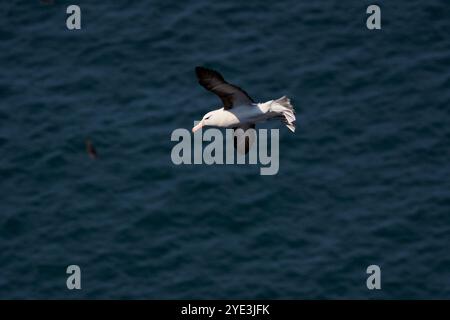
[{"xmin": 195, "ymin": 66, "xmax": 205, "ymax": 77}]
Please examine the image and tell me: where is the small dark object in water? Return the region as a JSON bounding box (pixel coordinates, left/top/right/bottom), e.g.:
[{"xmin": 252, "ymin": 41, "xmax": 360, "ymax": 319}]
[{"xmin": 86, "ymin": 139, "xmax": 98, "ymax": 159}]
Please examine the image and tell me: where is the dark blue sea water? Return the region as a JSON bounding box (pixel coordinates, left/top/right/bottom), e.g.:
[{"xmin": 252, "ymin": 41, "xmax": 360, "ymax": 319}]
[{"xmin": 1, "ymin": 0, "xmax": 450, "ymax": 299}]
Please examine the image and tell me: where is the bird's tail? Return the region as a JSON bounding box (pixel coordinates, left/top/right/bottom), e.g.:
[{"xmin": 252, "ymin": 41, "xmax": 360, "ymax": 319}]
[{"xmin": 271, "ymin": 96, "xmax": 296, "ymax": 132}]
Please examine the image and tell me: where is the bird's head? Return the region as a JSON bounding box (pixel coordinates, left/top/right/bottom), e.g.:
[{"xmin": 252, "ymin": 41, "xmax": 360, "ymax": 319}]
[{"xmin": 192, "ymin": 110, "xmax": 221, "ymax": 132}]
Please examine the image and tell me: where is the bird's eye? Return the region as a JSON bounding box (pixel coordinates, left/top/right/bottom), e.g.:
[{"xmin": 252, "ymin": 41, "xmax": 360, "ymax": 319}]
[{"xmin": 205, "ymin": 116, "xmax": 211, "ymax": 120}]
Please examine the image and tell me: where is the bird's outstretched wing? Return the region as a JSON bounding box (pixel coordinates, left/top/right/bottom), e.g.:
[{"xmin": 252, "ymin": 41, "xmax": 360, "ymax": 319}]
[{"xmin": 195, "ymin": 66, "xmax": 254, "ymax": 110}]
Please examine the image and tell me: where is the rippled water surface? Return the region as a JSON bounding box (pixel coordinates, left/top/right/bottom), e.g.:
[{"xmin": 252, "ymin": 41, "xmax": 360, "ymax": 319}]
[{"xmin": 1, "ymin": 0, "xmax": 450, "ymax": 299}]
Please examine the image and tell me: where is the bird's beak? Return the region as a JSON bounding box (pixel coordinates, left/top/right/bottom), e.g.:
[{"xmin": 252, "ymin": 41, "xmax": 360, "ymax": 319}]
[{"xmin": 192, "ymin": 121, "xmax": 203, "ymax": 133}]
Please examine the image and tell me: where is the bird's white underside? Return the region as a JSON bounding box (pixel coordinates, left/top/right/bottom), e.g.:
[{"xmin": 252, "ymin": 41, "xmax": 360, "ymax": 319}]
[{"xmin": 207, "ymin": 101, "xmax": 276, "ymax": 128}]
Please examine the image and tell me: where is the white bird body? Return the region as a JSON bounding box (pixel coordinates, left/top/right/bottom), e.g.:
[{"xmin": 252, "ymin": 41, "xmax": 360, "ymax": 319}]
[
  {"xmin": 193, "ymin": 67, "xmax": 296, "ymax": 153},
  {"xmin": 198, "ymin": 99, "xmax": 295, "ymax": 131}
]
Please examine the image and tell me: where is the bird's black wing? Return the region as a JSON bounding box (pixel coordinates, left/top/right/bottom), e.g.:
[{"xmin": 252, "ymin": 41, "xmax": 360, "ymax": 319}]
[{"xmin": 195, "ymin": 66, "xmax": 254, "ymax": 110}]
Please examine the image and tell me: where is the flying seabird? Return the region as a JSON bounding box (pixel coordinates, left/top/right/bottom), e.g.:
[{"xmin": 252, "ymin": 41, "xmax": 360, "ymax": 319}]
[
  {"xmin": 193, "ymin": 66, "xmax": 296, "ymax": 153},
  {"xmin": 86, "ymin": 139, "xmax": 98, "ymax": 159}
]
